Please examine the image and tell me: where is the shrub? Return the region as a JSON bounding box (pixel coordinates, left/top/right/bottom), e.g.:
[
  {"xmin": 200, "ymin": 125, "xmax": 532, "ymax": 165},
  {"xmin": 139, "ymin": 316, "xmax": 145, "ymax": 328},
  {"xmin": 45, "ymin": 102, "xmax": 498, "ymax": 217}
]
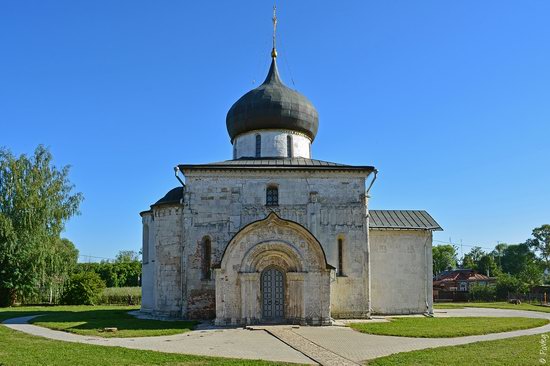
[
  {"xmin": 99, "ymin": 287, "xmax": 141, "ymax": 305},
  {"xmin": 469, "ymin": 282, "xmax": 496, "ymax": 301},
  {"xmin": 62, "ymin": 272, "xmax": 106, "ymax": 305},
  {"xmin": 74, "ymin": 260, "xmax": 141, "ymax": 287},
  {"xmin": 496, "ymin": 273, "xmax": 526, "ymax": 300}
]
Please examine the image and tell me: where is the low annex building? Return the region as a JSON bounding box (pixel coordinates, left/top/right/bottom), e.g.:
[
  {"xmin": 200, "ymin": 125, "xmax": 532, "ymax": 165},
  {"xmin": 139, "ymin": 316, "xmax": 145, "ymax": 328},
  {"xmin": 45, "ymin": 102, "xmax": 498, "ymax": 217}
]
[{"xmin": 140, "ymin": 41, "xmax": 442, "ymax": 325}]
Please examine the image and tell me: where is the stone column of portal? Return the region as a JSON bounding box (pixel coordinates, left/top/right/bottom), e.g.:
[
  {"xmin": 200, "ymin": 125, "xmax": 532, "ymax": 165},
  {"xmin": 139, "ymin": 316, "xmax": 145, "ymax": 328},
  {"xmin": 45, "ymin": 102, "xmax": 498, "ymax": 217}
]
[
  {"xmin": 240, "ymin": 272, "xmax": 260, "ymax": 324},
  {"xmin": 286, "ymin": 272, "xmax": 305, "ymax": 325},
  {"xmin": 319, "ymin": 270, "xmax": 333, "ymax": 325},
  {"xmin": 214, "ymin": 268, "xmax": 225, "ymax": 326}
]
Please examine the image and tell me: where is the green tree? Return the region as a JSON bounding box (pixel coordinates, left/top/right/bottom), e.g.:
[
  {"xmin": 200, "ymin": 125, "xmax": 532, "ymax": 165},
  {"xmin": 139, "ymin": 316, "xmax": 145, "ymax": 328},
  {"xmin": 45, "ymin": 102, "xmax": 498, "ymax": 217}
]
[
  {"xmin": 432, "ymin": 244, "xmax": 457, "ymax": 275},
  {"xmin": 42, "ymin": 238, "xmax": 79, "ymax": 304},
  {"xmin": 495, "ymin": 273, "xmax": 525, "ymax": 299},
  {"xmin": 517, "ymin": 263, "xmax": 544, "ymax": 292},
  {"xmin": 501, "ymin": 243, "xmax": 537, "ymax": 275},
  {"xmin": 114, "ymin": 250, "xmax": 141, "ymax": 286},
  {"xmin": 0, "ymin": 146, "xmax": 82, "ymax": 306},
  {"xmin": 116, "ymin": 261, "xmax": 141, "ymax": 287},
  {"xmin": 527, "ymin": 225, "xmax": 550, "ymax": 270},
  {"xmin": 105, "ymin": 262, "xmax": 121, "ymax": 287},
  {"xmin": 74, "ymin": 250, "xmax": 141, "ymax": 288},
  {"xmin": 462, "ymin": 256, "xmax": 476, "ymax": 271},
  {"xmin": 74, "ymin": 262, "xmax": 101, "ymax": 274},
  {"xmin": 116, "ymin": 250, "xmax": 140, "ymax": 263},
  {"xmin": 477, "ymin": 254, "xmax": 500, "ymax": 277},
  {"xmin": 461, "ymin": 246, "xmax": 485, "ymax": 270},
  {"xmin": 491, "ymin": 243, "xmax": 508, "ymax": 270}
]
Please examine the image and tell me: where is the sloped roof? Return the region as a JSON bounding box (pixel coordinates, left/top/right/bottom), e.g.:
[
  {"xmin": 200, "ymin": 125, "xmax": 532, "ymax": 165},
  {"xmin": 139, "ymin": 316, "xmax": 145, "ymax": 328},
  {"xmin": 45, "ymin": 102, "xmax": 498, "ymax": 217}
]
[
  {"xmin": 151, "ymin": 187, "xmax": 184, "ymax": 207},
  {"xmin": 434, "ymin": 269, "xmax": 492, "ymax": 282},
  {"xmin": 178, "ymin": 158, "xmax": 375, "ymax": 172},
  {"xmin": 369, "ymin": 210, "xmax": 442, "ymax": 231}
]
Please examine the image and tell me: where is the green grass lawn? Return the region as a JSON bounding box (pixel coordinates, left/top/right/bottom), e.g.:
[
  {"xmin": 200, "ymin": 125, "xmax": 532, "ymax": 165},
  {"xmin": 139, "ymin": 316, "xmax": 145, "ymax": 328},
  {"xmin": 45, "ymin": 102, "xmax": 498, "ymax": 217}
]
[
  {"xmin": 0, "ymin": 305, "xmax": 195, "ymax": 338},
  {"xmin": 28, "ymin": 306, "xmax": 197, "ymax": 337},
  {"xmin": 349, "ymin": 317, "xmax": 549, "ymax": 337},
  {"xmin": 434, "ymin": 301, "xmax": 550, "ymax": 313},
  {"xmin": 367, "ymin": 333, "xmax": 550, "ymax": 366},
  {"xmin": 0, "ymin": 324, "xmax": 302, "ymax": 366},
  {"xmin": 2, "ymin": 306, "xmax": 547, "ymax": 366},
  {"xmin": 0, "ymin": 305, "xmax": 303, "ymax": 365}
]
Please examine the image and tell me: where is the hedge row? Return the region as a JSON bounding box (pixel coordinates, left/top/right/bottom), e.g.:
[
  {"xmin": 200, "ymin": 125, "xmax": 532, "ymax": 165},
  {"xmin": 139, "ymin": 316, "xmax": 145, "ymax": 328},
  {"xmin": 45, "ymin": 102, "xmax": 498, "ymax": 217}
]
[{"xmin": 99, "ymin": 286, "xmax": 141, "ymax": 305}]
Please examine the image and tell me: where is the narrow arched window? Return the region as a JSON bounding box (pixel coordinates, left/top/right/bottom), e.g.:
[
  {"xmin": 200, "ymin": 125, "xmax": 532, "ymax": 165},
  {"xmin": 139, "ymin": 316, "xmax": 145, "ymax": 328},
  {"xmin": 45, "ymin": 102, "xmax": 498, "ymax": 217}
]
[
  {"xmin": 142, "ymin": 224, "xmax": 149, "ymax": 263},
  {"xmin": 287, "ymin": 135, "xmax": 293, "ymax": 158},
  {"xmin": 233, "ymin": 140, "xmax": 237, "ymax": 159},
  {"xmin": 266, "ymin": 186, "xmax": 278, "ymax": 206},
  {"xmin": 255, "ymin": 134, "xmax": 261, "ymax": 158},
  {"xmin": 337, "ymin": 238, "xmax": 344, "ymax": 276},
  {"xmin": 202, "ymin": 237, "xmax": 212, "ymax": 280}
]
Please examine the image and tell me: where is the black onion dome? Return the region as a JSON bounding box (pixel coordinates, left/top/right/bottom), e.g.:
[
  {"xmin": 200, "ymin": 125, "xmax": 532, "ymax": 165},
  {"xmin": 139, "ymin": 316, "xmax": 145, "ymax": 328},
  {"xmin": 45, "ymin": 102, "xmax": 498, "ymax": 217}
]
[{"xmin": 226, "ymin": 57, "xmax": 319, "ymax": 141}]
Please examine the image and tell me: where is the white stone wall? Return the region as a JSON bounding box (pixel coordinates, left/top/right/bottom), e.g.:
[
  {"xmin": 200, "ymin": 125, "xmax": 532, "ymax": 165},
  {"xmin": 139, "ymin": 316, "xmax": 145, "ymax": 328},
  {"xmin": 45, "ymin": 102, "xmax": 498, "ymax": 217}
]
[
  {"xmin": 140, "ymin": 212, "xmax": 155, "ymax": 312},
  {"xmin": 151, "ymin": 205, "xmax": 184, "ymax": 318},
  {"xmin": 233, "ymin": 130, "xmax": 311, "ymax": 159},
  {"xmin": 369, "ymin": 229, "xmax": 433, "ymax": 315},
  {"xmin": 142, "ymin": 168, "xmax": 435, "ymax": 320},
  {"xmin": 181, "ymin": 169, "xmax": 371, "ymax": 320}
]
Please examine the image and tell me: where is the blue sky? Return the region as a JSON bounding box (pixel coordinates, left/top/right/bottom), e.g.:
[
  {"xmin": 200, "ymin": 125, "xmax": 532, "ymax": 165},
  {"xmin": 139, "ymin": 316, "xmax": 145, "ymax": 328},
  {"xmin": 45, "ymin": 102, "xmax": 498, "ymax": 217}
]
[{"xmin": 1, "ymin": 1, "xmax": 549, "ymax": 260}]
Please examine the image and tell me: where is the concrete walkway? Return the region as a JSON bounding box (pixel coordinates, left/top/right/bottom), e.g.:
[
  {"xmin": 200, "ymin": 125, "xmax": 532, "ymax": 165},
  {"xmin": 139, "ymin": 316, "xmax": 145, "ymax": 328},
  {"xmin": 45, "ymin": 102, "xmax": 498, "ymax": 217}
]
[
  {"xmin": 3, "ymin": 308, "xmax": 550, "ymax": 365},
  {"xmin": 2, "ymin": 315, "xmax": 315, "ymax": 364}
]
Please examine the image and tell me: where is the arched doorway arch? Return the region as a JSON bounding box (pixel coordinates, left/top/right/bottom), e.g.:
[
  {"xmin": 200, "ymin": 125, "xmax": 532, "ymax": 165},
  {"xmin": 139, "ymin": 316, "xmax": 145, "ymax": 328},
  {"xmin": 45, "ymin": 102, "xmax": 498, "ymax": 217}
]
[{"xmin": 214, "ymin": 212, "xmax": 333, "ymax": 326}]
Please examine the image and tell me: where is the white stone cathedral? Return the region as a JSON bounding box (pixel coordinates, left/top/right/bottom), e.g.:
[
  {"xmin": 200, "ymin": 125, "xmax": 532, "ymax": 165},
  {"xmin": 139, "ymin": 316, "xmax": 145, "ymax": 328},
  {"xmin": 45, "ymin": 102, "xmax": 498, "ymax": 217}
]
[{"xmin": 140, "ymin": 43, "xmax": 442, "ymax": 325}]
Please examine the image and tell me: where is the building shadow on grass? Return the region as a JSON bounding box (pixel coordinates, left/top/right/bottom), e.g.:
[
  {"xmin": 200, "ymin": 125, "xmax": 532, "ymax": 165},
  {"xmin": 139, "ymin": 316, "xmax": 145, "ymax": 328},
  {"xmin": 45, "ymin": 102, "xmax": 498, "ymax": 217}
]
[{"xmin": 33, "ymin": 309, "xmax": 197, "ymax": 332}]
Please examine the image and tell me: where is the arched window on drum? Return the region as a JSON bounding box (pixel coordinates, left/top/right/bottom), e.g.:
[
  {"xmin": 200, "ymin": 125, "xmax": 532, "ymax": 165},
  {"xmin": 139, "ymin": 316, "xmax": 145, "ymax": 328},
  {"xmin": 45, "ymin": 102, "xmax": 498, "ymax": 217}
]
[
  {"xmin": 255, "ymin": 134, "xmax": 262, "ymax": 158},
  {"xmin": 287, "ymin": 135, "xmax": 293, "ymax": 158}
]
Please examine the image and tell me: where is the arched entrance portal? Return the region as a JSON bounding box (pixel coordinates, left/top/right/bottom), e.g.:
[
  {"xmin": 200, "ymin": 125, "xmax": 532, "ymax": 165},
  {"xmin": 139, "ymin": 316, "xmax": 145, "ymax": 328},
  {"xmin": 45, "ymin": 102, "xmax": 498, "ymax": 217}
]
[
  {"xmin": 261, "ymin": 267, "xmax": 284, "ymax": 321},
  {"xmin": 215, "ymin": 212, "xmax": 334, "ymax": 326}
]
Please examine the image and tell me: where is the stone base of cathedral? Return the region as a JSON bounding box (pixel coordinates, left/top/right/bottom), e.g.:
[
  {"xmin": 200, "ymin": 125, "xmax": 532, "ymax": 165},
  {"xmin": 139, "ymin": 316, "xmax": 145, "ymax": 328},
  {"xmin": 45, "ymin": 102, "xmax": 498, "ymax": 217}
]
[
  {"xmin": 331, "ymin": 311, "xmax": 371, "ymax": 319},
  {"xmin": 214, "ymin": 316, "xmax": 332, "ymax": 327},
  {"xmin": 136, "ymin": 309, "xmax": 183, "ymax": 321}
]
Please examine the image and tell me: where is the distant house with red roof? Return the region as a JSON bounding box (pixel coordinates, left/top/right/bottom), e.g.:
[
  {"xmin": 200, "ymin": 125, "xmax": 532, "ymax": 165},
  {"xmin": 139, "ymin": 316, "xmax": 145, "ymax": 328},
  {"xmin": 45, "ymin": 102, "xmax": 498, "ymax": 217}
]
[{"xmin": 433, "ymin": 269, "xmax": 495, "ymax": 301}]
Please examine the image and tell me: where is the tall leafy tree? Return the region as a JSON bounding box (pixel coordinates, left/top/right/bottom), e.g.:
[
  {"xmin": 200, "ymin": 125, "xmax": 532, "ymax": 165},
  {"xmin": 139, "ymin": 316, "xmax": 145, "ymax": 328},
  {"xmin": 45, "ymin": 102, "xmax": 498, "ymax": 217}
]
[
  {"xmin": 0, "ymin": 146, "xmax": 82, "ymax": 306},
  {"xmin": 74, "ymin": 250, "xmax": 141, "ymax": 288},
  {"xmin": 432, "ymin": 245, "xmax": 457, "ymax": 275},
  {"xmin": 500, "ymin": 243, "xmax": 537, "ymax": 275},
  {"xmin": 491, "ymin": 243, "xmax": 508, "ymax": 270},
  {"xmin": 517, "ymin": 263, "xmax": 544, "ymax": 291},
  {"xmin": 461, "ymin": 246, "xmax": 485, "ymax": 270},
  {"xmin": 477, "ymin": 254, "xmax": 499, "ymax": 277},
  {"xmin": 116, "ymin": 250, "xmax": 140, "ymax": 263},
  {"xmin": 113, "ymin": 250, "xmax": 141, "ymax": 287},
  {"xmin": 527, "ymin": 225, "xmax": 550, "ymax": 270},
  {"xmin": 42, "ymin": 238, "xmax": 79, "ymax": 304}
]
